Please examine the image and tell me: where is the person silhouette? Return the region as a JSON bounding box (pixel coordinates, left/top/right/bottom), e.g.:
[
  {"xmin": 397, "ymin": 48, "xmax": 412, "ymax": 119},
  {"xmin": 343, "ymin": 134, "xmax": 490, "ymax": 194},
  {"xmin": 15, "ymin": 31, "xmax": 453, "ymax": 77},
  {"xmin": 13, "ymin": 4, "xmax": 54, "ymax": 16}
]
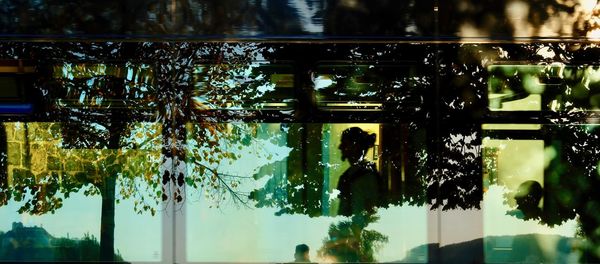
[
  {"xmin": 294, "ymin": 244, "xmax": 311, "ymax": 263},
  {"xmin": 336, "ymin": 127, "xmax": 380, "ymax": 217},
  {"xmin": 507, "ymin": 180, "xmax": 543, "ymax": 220}
]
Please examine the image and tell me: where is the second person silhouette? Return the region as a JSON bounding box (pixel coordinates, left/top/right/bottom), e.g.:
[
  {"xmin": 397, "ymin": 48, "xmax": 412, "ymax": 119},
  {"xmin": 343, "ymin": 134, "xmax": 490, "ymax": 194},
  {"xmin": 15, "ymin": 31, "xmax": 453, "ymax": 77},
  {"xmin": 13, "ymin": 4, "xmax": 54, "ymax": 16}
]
[{"xmin": 336, "ymin": 127, "xmax": 380, "ymax": 217}]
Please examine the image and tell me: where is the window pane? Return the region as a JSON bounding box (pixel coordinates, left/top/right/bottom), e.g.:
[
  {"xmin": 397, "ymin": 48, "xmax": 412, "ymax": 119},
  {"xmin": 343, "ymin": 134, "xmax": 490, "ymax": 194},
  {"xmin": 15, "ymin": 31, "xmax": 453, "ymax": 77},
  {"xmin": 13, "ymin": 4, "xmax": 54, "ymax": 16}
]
[
  {"xmin": 488, "ymin": 64, "xmax": 600, "ymax": 112},
  {"xmin": 481, "ymin": 124, "xmax": 584, "ymax": 263},
  {"xmin": 193, "ymin": 64, "xmax": 295, "ymax": 111},
  {"xmin": 0, "ymin": 61, "xmax": 36, "ymax": 115},
  {"xmin": 184, "ymin": 122, "xmax": 429, "ymax": 263},
  {"xmin": 314, "ymin": 64, "xmax": 422, "ymax": 112},
  {"xmin": 0, "ymin": 122, "xmax": 163, "ymax": 262},
  {"xmin": 52, "ymin": 63, "xmax": 156, "ymax": 110}
]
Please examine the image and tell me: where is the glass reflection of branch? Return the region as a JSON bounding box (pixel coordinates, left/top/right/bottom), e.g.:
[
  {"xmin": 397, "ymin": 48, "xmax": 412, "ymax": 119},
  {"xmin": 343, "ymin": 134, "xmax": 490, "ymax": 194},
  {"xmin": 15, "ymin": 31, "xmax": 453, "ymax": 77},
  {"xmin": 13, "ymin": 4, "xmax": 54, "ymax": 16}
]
[{"xmin": 52, "ymin": 63, "xmax": 156, "ymax": 110}]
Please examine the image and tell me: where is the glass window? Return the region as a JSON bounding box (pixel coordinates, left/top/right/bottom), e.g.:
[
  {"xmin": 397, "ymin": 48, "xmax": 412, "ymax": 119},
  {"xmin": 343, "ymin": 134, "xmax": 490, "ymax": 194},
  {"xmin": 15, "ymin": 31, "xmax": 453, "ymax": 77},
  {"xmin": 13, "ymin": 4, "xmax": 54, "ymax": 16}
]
[
  {"xmin": 6, "ymin": 42, "xmax": 600, "ymax": 263},
  {"xmin": 0, "ymin": 60, "xmax": 36, "ymax": 115},
  {"xmin": 192, "ymin": 63, "xmax": 295, "ymax": 111},
  {"xmin": 0, "ymin": 122, "xmax": 164, "ymax": 262},
  {"xmin": 51, "ymin": 63, "xmax": 156, "ymax": 110},
  {"xmin": 314, "ymin": 64, "xmax": 422, "ymax": 112},
  {"xmin": 481, "ymin": 123, "xmax": 583, "ymax": 263},
  {"xmin": 184, "ymin": 122, "xmax": 429, "ymax": 263},
  {"xmin": 488, "ymin": 64, "xmax": 600, "ymax": 112}
]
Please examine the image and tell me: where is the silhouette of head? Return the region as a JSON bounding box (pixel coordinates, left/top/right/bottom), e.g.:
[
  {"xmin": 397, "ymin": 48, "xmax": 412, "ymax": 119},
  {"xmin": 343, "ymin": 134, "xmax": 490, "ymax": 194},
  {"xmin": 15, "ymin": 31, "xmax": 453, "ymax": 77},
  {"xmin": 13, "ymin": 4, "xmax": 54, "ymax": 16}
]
[
  {"xmin": 514, "ymin": 180, "xmax": 543, "ymax": 218},
  {"xmin": 339, "ymin": 127, "xmax": 376, "ymax": 164},
  {"xmin": 294, "ymin": 244, "xmax": 310, "ymax": 262}
]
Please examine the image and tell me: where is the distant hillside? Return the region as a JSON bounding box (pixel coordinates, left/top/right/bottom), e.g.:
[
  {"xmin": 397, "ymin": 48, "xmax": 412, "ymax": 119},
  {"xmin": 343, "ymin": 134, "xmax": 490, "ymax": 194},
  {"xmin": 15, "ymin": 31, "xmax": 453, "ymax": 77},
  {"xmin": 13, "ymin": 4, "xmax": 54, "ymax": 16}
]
[
  {"xmin": 401, "ymin": 234, "xmax": 578, "ymax": 263},
  {"xmin": 0, "ymin": 222, "xmax": 125, "ymax": 262}
]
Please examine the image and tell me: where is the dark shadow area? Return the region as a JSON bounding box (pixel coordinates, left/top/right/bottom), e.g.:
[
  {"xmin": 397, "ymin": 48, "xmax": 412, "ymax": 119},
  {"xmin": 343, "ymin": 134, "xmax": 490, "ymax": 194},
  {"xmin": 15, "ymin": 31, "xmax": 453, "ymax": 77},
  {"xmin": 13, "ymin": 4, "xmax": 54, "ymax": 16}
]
[
  {"xmin": 438, "ymin": 0, "xmax": 590, "ymax": 39},
  {"xmin": 0, "ymin": 0, "xmax": 439, "ymax": 38},
  {"xmin": 0, "ymin": 222, "xmax": 126, "ymax": 262}
]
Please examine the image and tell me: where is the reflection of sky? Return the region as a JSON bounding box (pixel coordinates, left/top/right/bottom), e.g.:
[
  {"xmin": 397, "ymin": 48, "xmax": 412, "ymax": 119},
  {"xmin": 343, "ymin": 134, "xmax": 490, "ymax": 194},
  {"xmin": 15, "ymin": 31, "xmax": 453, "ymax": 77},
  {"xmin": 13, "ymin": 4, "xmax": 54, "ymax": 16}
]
[
  {"xmin": 439, "ymin": 185, "xmax": 577, "ymax": 248},
  {"xmin": 239, "ymin": 0, "xmax": 324, "ymax": 35},
  {"xmin": 185, "ymin": 138, "xmax": 578, "ymax": 262},
  {"xmin": 0, "ymin": 127, "xmax": 579, "ymax": 263},
  {"xmin": 185, "ymin": 136, "xmax": 429, "ymax": 263},
  {"xmin": 288, "ymin": 0, "xmax": 323, "ymax": 33},
  {"xmin": 0, "ymin": 122, "xmax": 163, "ymax": 262},
  {"xmin": 186, "ymin": 194, "xmax": 429, "ymax": 262},
  {"xmin": 0, "ymin": 191, "xmax": 575, "ymax": 263},
  {"xmin": 0, "ymin": 182, "xmax": 162, "ymax": 262},
  {"xmin": 483, "ymin": 185, "xmax": 577, "ymax": 237}
]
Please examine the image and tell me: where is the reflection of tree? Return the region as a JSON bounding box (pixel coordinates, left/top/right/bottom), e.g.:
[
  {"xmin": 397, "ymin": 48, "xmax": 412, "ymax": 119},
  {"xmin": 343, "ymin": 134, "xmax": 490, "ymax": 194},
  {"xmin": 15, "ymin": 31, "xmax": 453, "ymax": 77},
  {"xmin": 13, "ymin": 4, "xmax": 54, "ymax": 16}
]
[
  {"xmin": 0, "ymin": 124, "xmax": 7, "ymax": 206},
  {"xmin": 431, "ymin": 126, "xmax": 482, "ymax": 210},
  {"xmin": 421, "ymin": 44, "xmax": 486, "ymax": 211},
  {"xmin": 0, "ymin": 120, "xmax": 162, "ymax": 261},
  {"xmin": 0, "ymin": 0, "xmax": 329, "ymax": 36},
  {"xmin": 145, "ymin": 42, "xmax": 283, "ymax": 206},
  {"xmin": 0, "ymin": 53, "xmax": 163, "ymax": 260},
  {"xmin": 0, "ymin": 42, "xmax": 282, "ymax": 261},
  {"xmin": 485, "ymin": 124, "xmax": 600, "ymax": 261},
  {"xmin": 438, "ymin": 0, "xmax": 600, "ymax": 38},
  {"xmin": 4, "ymin": 0, "xmax": 600, "ymax": 39},
  {"xmin": 539, "ymin": 125, "xmax": 600, "ymax": 262},
  {"xmin": 4, "ymin": 39, "xmax": 600, "ymax": 261},
  {"xmin": 476, "ymin": 43, "xmax": 600, "ymax": 261},
  {"xmin": 324, "ymin": 0, "xmax": 434, "ymax": 36},
  {"xmin": 318, "ymin": 213, "xmax": 388, "ymax": 263},
  {"xmin": 48, "ymin": 56, "xmax": 164, "ymax": 261},
  {"xmin": 247, "ymin": 45, "xmax": 436, "ymax": 217}
]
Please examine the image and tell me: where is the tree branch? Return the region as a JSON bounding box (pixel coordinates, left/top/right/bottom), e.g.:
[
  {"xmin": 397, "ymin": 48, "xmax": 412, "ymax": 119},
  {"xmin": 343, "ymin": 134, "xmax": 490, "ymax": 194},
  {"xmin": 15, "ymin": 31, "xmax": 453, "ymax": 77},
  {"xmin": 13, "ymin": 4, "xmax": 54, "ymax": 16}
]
[{"xmin": 193, "ymin": 160, "xmax": 251, "ymax": 208}]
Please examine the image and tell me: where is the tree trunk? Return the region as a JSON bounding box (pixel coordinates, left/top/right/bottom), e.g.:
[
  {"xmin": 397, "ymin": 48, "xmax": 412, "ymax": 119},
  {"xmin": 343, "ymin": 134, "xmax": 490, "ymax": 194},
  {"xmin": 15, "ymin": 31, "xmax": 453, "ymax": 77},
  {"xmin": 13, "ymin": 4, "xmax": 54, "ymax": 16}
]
[
  {"xmin": 99, "ymin": 175, "xmax": 116, "ymax": 261},
  {"xmin": 0, "ymin": 123, "xmax": 7, "ymax": 204},
  {"xmin": 99, "ymin": 74, "xmax": 127, "ymax": 262}
]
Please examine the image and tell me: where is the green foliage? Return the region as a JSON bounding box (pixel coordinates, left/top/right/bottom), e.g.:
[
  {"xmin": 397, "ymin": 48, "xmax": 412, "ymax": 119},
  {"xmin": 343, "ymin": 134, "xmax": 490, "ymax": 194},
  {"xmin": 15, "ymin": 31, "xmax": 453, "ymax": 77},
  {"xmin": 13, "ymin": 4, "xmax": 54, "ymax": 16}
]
[
  {"xmin": 0, "ymin": 121, "xmax": 163, "ymax": 215},
  {"xmin": 0, "ymin": 43, "xmax": 283, "ymax": 217},
  {"xmin": 318, "ymin": 213, "xmax": 388, "ymax": 263},
  {"xmin": 76, "ymin": 233, "xmax": 124, "ymax": 261},
  {"xmin": 0, "ymin": 227, "xmax": 123, "ymax": 262}
]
